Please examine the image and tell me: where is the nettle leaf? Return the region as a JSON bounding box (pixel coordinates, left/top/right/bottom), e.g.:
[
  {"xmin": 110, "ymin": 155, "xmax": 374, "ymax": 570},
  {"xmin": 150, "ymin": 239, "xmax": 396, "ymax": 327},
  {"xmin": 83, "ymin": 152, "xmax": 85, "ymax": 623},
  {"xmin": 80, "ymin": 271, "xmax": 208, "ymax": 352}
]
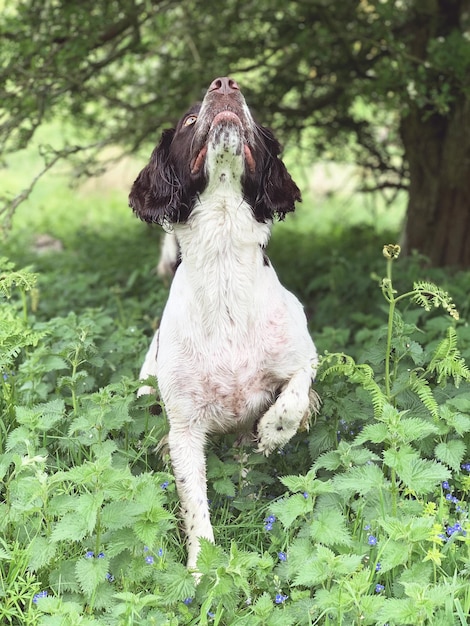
[
  {"xmin": 270, "ymin": 494, "xmax": 312, "ymax": 528},
  {"xmin": 355, "ymin": 422, "xmax": 389, "ymax": 445},
  {"xmin": 310, "ymin": 508, "xmax": 352, "ymax": 547},
  {"xmin": 213, "ymin": 477, "xmax": 236, "ymax": 497},
  {"xmin": 253, "ymin": 592, "xmax": 274, "ymax": 619},
  {"xmin": 394, "ymin": 417, "xmax": 439, "ymax": 444},
  {"xmin": 196, "ymin": 538, "xmax": 228, "ymax": 575},
  {"xmin": 379, "ymin": 515, "xmax": 434, "ymax": 543},
  {"xmin": 15, "ymin": 398, "xmax": 65, "ymax": 430},
  {"xmin": 28, "ymin": 536, "xmax": 56, "ymax": 571},
  {"xmin": 155, "ymin": 563, "xmax": 196, "ymax": 604},
  {"xmin": 332, "ymin": 464, "xmax": 388, "ymax": 497},
  {"xmin": 434, "ymin": 440, "xmax": 466, "ymax": 471},
  {"xmin": 397, "ymin": 456, "xmax": 450, "ymax": 494},
  {"xmin": 279, "ymin": 470, "xmax": 333, "ymax": 495},
  {"xmin": 75, "ymin": 555, "xmax": 109, "ymax": 598}
]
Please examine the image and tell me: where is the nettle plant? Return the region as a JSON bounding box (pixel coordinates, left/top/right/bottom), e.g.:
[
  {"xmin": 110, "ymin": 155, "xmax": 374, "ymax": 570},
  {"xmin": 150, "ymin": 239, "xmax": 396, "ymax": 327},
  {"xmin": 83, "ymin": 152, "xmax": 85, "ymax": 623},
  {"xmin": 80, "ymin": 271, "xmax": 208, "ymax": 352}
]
[{"xmin": 1, "ymin": 248, "xmax": 470, "ymax": 625}]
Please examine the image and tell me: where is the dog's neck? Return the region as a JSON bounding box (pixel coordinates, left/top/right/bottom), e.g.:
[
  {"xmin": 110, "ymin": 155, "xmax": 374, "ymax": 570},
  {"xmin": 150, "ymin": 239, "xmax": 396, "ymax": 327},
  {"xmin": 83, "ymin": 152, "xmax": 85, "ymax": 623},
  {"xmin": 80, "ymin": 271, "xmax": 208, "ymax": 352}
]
[{"xmin": 174, "ymin": 186, "xmax": 272, "ymax": 329}]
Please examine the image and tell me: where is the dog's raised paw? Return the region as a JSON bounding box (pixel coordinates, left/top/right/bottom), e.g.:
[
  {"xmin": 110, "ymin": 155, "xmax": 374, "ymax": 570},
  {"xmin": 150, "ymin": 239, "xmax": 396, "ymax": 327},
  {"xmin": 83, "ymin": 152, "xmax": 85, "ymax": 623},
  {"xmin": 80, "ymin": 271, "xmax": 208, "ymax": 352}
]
[{"xmin": 256, "ymin": 403, "xmax": 300, "ymax": 456}]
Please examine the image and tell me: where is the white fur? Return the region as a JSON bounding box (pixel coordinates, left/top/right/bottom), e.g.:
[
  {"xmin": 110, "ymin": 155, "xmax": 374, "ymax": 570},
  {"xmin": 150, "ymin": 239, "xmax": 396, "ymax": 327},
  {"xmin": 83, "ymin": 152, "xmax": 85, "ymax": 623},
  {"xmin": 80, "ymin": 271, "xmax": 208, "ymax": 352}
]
[{"xmin": 138, "ymin": 112, "xmax": 317, "ymax": 572}]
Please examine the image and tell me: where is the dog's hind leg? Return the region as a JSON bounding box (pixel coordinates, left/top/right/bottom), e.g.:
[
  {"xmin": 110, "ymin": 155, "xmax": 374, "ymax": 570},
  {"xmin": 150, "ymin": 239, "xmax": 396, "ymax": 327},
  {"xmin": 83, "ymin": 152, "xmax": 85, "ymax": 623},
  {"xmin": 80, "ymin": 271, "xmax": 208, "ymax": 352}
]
[
  {"xmin": 137, "ymin": 330, "xmax": 159, "ymax": 397},
  {"xmin": 168, "ymin": 420, "xmax": 214, "ymax": 570},
  {"xmin": 257, "ymin": 362, "xmax": 319, "ymax": 456}
]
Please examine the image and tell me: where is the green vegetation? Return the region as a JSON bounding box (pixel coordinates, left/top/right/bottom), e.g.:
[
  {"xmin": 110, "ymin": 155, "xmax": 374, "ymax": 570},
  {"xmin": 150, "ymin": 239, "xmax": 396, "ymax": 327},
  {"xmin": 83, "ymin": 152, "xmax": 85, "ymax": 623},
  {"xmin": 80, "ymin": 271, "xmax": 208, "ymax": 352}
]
[{"xmin": 1, "ymin": 145, "xmax": 470, "ymax": 624}]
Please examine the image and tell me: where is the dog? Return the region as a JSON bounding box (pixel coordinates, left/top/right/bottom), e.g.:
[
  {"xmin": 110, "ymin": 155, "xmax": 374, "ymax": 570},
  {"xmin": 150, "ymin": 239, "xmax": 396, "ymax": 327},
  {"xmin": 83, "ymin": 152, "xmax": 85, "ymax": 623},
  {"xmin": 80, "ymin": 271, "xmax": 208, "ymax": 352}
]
[{"xmin": 129, "ymin": 77, "xmax": 318, "ymax": 571}]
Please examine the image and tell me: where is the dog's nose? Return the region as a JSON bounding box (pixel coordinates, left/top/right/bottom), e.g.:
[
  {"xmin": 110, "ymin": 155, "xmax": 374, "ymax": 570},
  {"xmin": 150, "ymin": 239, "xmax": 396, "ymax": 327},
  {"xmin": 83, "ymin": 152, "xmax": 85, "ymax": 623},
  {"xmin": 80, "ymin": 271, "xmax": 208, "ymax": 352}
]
[{"xmin": 208, "ymin": 77, "xmax": 239, "ymax": 95}]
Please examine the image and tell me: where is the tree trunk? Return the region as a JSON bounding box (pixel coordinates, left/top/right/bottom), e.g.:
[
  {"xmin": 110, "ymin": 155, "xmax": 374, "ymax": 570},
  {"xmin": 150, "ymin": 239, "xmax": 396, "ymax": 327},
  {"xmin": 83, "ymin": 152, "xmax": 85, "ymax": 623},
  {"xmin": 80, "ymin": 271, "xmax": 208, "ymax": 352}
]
[
  {"xmin": 399, "ymin": 0, "xmax": 470, "ymax": 268},
  {"xmin": 400, "ymin": 97, "xmax": 470, "ymax": 267}
]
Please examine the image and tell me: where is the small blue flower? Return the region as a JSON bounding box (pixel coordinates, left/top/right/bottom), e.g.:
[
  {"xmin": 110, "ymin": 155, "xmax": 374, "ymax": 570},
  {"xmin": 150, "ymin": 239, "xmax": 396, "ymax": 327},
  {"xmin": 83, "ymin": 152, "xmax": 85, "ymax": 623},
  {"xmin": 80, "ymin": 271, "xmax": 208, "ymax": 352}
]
[
  {"xmin": 375, "ymin": 584, "xmax": 385, "ymax": 593},
  {"xmin": 183, "ymin": 597, "xmax": 193, "ymax": 605},
  {"xmin": 143, "ymin": 546, "xmax": 149, "ymax": 552},
  {"xmin": 442, "ymin": 481, "xmax": 451, "ymax": 490},
  {"xmin": 97, "ymin": 552, "xmax": 105, "ymax": 559},
  {"xmin": 161, "ymin": 481, "xmax": 169, "ymax": 489},
  {"xmin": 157, "ymin": 548, "xmax": 164, "ymax": 557},
  {"xmin": 461, "ymin": 463, "xmax": 470, "ymax": 471},
  {"xmin": 445, "ymin": 493, "xmax": 453, "ymax": 501},
  {"xmin": 105, "ymin": 573, "xmax": 115, "ymax": 582},
  {"xmin": 207, "ymin": 611, "xmax": 215, "ymax": 618},
  {"xmin": 368, "ymin": 535, "xmax": 377, "ymax": 546},
  {"xmin": 33, "ymin": 590, "xmax": 48, "ymax": 603},
  {"xmin": 364, "ymin": 524, "xmax": 371, "ymax": 531},
  {"xmin": 264, "ymin": 522, "xmax": 273, "ymax": 531},
  {"xmin": 375, "ymin": 562, "xmax": 381, "ymax": 571},
  {"xmin": 145, "ymin": 555, "xmax": 154, "ymax": 564},
  {"xmin": 302, "ymin": 491, "xmax": 309, "ymax": 499},
  {"xmin": 85, "ymin": 551, "xmax": 94, "ymax": 558},
  {"xmin": 265, "ymin": 515, "xmax": 276, "ymax": 523},
  {"xmin": 278, "ymin": 551, "xmax": 287, "ymax": 561},
  {"xmin": 275, "ymin": 593, "xmax": 288, "ymax": 604}
]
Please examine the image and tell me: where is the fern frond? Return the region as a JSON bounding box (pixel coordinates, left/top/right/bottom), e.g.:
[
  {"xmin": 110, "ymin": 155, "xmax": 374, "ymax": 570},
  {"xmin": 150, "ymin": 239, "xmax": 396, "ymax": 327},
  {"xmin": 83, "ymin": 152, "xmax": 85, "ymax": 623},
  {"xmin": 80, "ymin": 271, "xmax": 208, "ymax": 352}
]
[
  {"xmin": 412, "ymin": 281, "xmax": 459, "ymax": 320},
  {"xmin": 428, "ymin": 327, "xmax": 470, "ymax": 387},
  {"xmin": 409, "ymin": 372, "xmax": 439, "ymax": 418}
]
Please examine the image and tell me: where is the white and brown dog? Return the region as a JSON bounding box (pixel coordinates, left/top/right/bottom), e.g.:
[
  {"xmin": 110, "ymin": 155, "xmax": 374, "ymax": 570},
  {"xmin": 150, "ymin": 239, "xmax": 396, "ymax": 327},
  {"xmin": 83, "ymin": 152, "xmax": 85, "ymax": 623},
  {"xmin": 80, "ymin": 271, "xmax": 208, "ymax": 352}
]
[{"xmin": 129, "ymin": 77, "xmax": 318, "ymax": 571}]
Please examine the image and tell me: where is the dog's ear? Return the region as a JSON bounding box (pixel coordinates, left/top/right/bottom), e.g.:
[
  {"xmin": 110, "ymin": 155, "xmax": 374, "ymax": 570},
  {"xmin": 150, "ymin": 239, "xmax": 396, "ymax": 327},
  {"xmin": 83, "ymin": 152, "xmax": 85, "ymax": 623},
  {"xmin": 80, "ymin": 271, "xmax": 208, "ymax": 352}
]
[
  {"xmin": 129, "ymin": 129, "xmax": 181, "ymax": 225},
  {"xmin": 254, "ymin": 127, "xmax": 301, "ymax": 222}
]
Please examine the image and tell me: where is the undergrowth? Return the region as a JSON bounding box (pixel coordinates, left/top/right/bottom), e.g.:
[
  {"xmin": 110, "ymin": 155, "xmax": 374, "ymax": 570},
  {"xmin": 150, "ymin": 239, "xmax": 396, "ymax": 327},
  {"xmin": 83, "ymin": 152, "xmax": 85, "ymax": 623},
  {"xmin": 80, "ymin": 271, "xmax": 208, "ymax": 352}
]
[{"xmin": 1, "ymin": 236, "xmax": 470, "ymax": 624}]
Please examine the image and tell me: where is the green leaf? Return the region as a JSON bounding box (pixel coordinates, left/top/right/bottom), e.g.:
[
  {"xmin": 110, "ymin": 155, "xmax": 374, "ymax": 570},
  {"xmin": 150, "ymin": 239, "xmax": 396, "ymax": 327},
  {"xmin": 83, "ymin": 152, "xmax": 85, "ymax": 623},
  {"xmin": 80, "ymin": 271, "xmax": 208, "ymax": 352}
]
[
  {"xmin": 196, "ymin": 538, "xmax": 228, "ymax": 575},
  {"xmin": 213, "ymin": 477, "xmax": 236, "ymax": 497},
  {"xmin": 154, "ymin": 563, "xmax": 196, "ymax": 604},
  {"xmin": 75, "ymin": 555, "xmax": 109, "ymax": 598},
  {"xmin": 355, "ymin": 422, "xmax": 389, "ymax": 445},
  {"xmin": 397, "ymin": 456, "xmax": 450, "ymax": 494},
  {"xmin": 270, "ymin": 494, "xmax": 312, "ymax": 528},
  {"xmin": 332, "ymin": 464, "xmax": 388, "ymax": 496},
  {"xmin": 310, "ymin": 508, "xmax": 352, "ymax": 547},
  {"xmin": 434, "ymin": 439, "xmax": 466, "ymax": 471}
]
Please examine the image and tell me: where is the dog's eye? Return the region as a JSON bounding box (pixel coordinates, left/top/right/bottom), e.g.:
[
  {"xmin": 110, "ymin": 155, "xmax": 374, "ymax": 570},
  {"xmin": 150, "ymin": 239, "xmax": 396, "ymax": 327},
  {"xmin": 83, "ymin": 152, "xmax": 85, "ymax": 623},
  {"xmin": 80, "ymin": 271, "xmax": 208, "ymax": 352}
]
[{"xmin": 184, "ymin": 115, "xmax": 198, "ymax": 127}]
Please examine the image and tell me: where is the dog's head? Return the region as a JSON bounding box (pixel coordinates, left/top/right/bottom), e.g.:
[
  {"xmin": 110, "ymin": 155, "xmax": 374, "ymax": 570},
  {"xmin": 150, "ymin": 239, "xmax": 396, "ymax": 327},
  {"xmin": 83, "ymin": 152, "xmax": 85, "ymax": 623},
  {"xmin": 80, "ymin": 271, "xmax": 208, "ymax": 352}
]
[{"xmin": 129, "ymin": 77, "xmax": 301, "ymax": 225}]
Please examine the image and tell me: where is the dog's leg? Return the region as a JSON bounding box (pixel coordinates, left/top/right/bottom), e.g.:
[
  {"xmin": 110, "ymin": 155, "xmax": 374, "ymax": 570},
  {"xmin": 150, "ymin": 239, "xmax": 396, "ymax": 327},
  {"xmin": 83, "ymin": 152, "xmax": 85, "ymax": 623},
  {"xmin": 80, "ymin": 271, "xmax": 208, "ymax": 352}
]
[
  {"xmin": 137, "ymin": 330, "xmax": 159, "ymax": 397},
  {"xmin": 257, "ymin": 363, "xmax": 318, "ymax": 455},
  {"xmin": 168, "ymin": 421, "xmax": 214, "ymax": 570}
]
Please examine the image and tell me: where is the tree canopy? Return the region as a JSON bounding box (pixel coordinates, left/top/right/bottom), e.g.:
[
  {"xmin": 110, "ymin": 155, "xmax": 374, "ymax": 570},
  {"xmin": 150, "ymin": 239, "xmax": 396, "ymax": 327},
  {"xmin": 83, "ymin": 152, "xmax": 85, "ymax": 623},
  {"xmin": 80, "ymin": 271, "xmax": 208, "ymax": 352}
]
[{"xmin": 1, "ymin": 0, "xmax": 469, "ymax": 266}]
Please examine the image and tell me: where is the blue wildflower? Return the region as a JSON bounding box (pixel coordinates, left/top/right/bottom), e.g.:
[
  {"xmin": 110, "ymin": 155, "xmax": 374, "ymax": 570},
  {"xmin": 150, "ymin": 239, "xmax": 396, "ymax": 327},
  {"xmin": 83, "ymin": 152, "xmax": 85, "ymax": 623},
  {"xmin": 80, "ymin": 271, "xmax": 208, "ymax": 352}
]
[
  {"xmin": 368, "ymin": 535, "xmax": 377, "ymax": 546},
  {"xmin": 278, "ymin": 551, "xmax": 287, "ymax": 561},
  {"xmin": 375, "ymin": 562, "xmax": 381, "ymax": 572},
  {"xmin": 265, "ymin": 515, "xmax": 276, "ymax": 523},
  {"xmin": 442, "ymin": 481, "xmax": 451, "ymax": 490},
  {"xmin": 105, "ymin": 573, "xmax": 115, "ymax": 582},
  {"xmin": 33, "ymin": 590, "xmax": 48, "ymax": 603},
  {"xmin": 157, "ymin": 548, "xmax": 164, "ymax": 557},
  {"xmin": 145, "ymin": 555, "xmax": 154, "ymax": 564},
  {"xmin": 97, "ymin": 552, "xmax": 105, "ymax": 559},
  {"xmin": 461, "ymin": 463, "xmax": 470, "ymax": 471},
  {"xmin": 445, "ymin": 493, "xmax": 453, "ymax": 501},
  {"xmin": 183, "ymin": 597, "xmax": 193, "ymax": 605},
  {"xmin": 375, "ymin": 584, "xmax": 385, "ymax": 593},
  {"xmin": 208, "ymin": 611, "xmax": 215, "ymax": 618},
  {"xmin": 85, "ymin": 551, "xmax": 94, "ymax": 558},
  {"xmin": 275, "ymin": 593, "xmax": 288, "ymax": 604},
  {"xmin": 161, "ymin": 481, "xmax": 169, "ymax": 489},
  {"xmin": 264, "ymin": 522, "xmax": 273, "ymax": 531},
  {"xmin": 303, "ymin": 492, "xmax": 309, "ymax": 499}
]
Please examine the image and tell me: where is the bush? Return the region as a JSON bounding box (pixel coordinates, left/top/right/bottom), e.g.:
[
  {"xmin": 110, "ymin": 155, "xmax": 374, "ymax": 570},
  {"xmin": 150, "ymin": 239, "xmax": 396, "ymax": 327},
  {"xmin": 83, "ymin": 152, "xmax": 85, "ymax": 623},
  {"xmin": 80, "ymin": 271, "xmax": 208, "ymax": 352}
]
[{"xmin": 1, "ymin": 239, "xmax": 469, "ymax": 624}]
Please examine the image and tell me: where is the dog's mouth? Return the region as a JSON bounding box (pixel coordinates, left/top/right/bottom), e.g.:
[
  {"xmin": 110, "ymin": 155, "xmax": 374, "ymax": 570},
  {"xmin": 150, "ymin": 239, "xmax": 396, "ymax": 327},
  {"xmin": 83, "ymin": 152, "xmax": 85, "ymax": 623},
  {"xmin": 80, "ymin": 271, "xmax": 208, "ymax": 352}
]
[{"xmin": 190, "ymin": 110, "xmax": 255, "ymax": 176}]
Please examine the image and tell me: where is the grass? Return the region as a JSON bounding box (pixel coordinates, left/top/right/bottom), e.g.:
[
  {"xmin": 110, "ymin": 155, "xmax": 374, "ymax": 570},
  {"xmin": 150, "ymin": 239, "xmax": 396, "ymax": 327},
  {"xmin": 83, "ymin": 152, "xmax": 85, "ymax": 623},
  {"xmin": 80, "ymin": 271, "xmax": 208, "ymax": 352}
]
[{"xmin": 1, "ymin": 132, "xmax": 470, "ymax": 625}]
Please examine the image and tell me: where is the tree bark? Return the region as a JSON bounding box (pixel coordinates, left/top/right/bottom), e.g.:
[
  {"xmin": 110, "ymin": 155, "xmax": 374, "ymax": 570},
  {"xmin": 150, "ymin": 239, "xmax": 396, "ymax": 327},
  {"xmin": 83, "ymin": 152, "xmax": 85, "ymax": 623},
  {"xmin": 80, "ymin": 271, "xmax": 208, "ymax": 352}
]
[
  {"xmin": 399, "ymin": 0, "xmax": 470, "ymax": 268},
  {"xmin": 400, "ymin": 97, "xmax": 470, "ymax": 267}
]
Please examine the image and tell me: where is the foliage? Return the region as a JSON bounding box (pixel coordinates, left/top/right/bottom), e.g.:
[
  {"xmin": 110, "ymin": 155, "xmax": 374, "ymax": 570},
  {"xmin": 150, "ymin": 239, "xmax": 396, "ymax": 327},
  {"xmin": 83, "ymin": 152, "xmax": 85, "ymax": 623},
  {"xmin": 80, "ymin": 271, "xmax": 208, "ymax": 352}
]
[
  {"xmin": 1, "ymin": 213, "xmax": 470, "ymax": 624},
  {"xmin": 2, "ymin": 0, "xmax": 470, "ymax": 246}
]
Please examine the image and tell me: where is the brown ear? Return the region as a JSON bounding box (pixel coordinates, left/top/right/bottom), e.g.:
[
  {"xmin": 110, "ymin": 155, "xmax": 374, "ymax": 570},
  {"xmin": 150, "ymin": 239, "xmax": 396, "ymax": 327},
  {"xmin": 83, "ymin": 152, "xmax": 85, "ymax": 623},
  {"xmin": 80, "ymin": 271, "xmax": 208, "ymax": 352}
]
[
  {"xmin": 129, "ymin": 129, "xmax": 182, "ymax": 225},
  {"xmin": 251, "ymin": 127, "xmax": 301, "ymax": 222}
]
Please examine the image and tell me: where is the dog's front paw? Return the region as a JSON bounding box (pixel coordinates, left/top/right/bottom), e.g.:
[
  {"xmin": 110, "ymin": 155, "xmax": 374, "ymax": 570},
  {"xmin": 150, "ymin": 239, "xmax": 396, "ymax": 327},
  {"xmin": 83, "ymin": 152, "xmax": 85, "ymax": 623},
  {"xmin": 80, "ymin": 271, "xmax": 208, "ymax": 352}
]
[{"xmin": 256, "ymin": 403, "xmax": 302, "ymax": 456}]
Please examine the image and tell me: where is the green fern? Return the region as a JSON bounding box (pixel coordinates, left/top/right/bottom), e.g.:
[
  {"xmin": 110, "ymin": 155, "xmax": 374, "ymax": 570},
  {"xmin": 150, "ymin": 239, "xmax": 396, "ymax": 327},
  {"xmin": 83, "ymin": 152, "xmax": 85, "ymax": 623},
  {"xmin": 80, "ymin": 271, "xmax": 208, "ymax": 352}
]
[
  {"xmin": 411, "ymin": 281, "xmax": 459, "ymax": 320},
  {"xmin": 428, "ymin": 326, "xmax": 470, "ymax": 386},
  {"xmin": 0, "ymin": 257, "xmax": 38, "ymax": 299},
  {"xmin": 408, "ymin": 372, "xmax": 439, "ymax": 418}
]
